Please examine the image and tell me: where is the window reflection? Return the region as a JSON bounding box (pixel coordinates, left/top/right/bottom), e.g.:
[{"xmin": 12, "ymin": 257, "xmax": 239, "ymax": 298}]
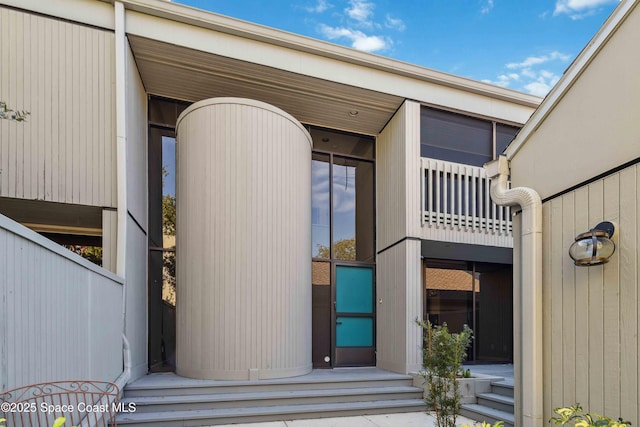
[
  {"xmin": 310, "ymin": 128, "xmax": 375, "ymax": 263},
  {"xmin": 312, "ymin": 153, "xmax": 330, "ymax": 258},
  {"xmin": 332, "ymin": 157, "xmax": 374, "ymax": 262},
  {"xmin": 332, "ymin": 158, "xmax": 356, "ymax": 260}
]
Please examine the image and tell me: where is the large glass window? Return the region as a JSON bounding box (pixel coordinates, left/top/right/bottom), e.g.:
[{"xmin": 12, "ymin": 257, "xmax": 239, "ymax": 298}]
[
  {"xmin": 421, "ymin": 107, "xmax": 493, "ymax": 167},
  {"xmin": 332, "ymin": 157, "xmax": 374, "ymax": 262},
  {"xmin": 420, "ymin": 106, "xmax": 521, "ymax": 166},
  {"xmin": 310, "ymin": 128, "xmax": 375, "ymax": 262},
  {"xmin": 147, "ymin": 96, "xmax": 190, "ymax": 372},
  {"xmin": 424, "ymin": 260, "xmax": 513, "ymax": 362}
]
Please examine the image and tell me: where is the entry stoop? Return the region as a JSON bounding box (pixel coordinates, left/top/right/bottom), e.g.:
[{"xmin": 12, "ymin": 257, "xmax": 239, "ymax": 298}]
[
  {"xmin": 460, "ymin": 380, "xmax": 515, "ymax": 427},
  {"xmin": 116, "ymin": 368, "xmax": 425, "ymax": 426}
]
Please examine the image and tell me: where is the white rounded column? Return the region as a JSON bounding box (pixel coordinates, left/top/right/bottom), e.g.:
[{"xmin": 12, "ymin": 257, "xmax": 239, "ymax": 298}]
[{"xmin": 175, "ymin": 98, "xmax": 312, "ymax": 380}]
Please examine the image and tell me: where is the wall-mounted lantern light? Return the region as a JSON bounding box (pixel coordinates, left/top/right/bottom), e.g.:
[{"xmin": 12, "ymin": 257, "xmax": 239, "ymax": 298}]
[{"xmin": 569, "ymin": 221, "xmax": 616, "ymax": 266}]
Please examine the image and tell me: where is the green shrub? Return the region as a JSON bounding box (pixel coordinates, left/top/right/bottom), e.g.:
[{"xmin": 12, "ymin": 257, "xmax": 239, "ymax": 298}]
[
  {"xmin": 416, "ymin": 319, "xmax": 473, "ymax": 427},
  {"xmin": 550, "ymin": 404, "xmax": 631, "ymax": 427}
]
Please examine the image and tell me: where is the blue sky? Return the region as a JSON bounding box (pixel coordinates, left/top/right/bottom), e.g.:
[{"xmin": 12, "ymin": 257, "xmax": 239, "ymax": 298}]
[{"xmin": 170, "ymin": 0, "xmax": 621, "ymax": 97}]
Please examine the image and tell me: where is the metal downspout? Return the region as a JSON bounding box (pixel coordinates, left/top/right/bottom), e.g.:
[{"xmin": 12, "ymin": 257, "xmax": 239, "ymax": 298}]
[
  {"xmin": 485, "ymin": 156, "xmax": 543, "ymax": 427},
  {"xmin": 114, "ymin": 1, "xmax": 131, "ymax": 392}
]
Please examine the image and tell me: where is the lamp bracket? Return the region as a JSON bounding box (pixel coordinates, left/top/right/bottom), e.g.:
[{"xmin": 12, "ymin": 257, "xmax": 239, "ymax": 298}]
[{"xmin": 594, "ymin": 221, "xmax": 615, "ymax": 239}]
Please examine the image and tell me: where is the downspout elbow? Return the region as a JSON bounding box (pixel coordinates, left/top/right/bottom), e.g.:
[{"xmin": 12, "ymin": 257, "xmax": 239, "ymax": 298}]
[{"xmin": 485, "ymin": 156, "xmax": 542, "ymax": 233}]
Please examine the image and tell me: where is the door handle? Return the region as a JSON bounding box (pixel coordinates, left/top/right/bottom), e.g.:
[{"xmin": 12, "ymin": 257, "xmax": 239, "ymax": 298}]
[{"xmin": 336, "ymin": 321, "xmax": 343, "ymax": 325}]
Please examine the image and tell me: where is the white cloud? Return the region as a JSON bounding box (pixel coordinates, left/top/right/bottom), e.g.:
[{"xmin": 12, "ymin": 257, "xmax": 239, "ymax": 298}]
[
  {"xmin": 485, "ymin": 50, "xmax": 569, "ymax": 96},
  {"xmin": 385, "ymin": 15, "xmax": 406, "ymax": 31},
  {"xmin": 305, "ymin": 0, "xmax": 332, "ymax": 13},
  {"xmin": 506, "ymin": 51, "xmax": 571, "ymax": 69},
  {"xmin": 480, "ymin": 0, "xmax": 494, "ymax": 14},
  {"xmin": 319, "ymin": 24, "xmax": 389, "ymax": 52},
  {"xmin": 553, "ymin": 0, "xmax": 619, "ymax": 19},
  {"xmin": 524, "ymin": 81, "xmax": 555, "ymax": 97},
  {"xmin": 345, "ymin": 0, "xmax": 375, "ymax": 24}
]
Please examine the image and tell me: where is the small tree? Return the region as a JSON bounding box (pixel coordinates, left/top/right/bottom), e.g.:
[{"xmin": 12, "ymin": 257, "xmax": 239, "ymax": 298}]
[{"xmin": 416, "ymin": 319, "xmax": 473, "ymax": 427}]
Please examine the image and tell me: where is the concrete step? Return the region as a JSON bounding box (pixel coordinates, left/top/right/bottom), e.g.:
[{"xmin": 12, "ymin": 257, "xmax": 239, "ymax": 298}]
[
  {"xmin": 116, "ymin": 399, "xmax": 427, "ymax": 426},
  {"xmin": 476, "ymin": 392, "xmax": 514, "ymax": 414},
  {"xmin": 490, "ymin": 380, "xmax": 514, "ymax": 398},
  {"xmin": 124, "ymin": 374, "xmax": 414, "ymax": 397},
  {"xmin": 122, "ymin": 386, "xmax": 423, "ymax": 413},
  {"xmin": 460, "ymin": 403, "xmax": 514, "ymax": 427}
]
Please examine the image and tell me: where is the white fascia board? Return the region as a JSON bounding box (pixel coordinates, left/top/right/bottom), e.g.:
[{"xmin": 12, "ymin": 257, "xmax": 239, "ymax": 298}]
[
  {"xmin": 0, "ymin": 0, "xmax": 115, "ymax": 30},
  {"xmin": 505, "ymin": 0, "xmax": 639, "ymax": 159},
  {"xmin": 109, "ymin": 0, "xmax": 540, "ymax": 111},
  {"xmin": 124, "ymin": 12, "xmax": 537, "ymax": 123}
]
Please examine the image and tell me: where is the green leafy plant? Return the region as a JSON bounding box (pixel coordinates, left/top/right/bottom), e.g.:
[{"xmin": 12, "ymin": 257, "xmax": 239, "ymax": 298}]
[
  {"xmin": 416, "ymin": 319, "xmax": 473, "ymax": 427},
  {"xmin": 550, "ymin": 404, "xmax": 631, "ymax": 427}
]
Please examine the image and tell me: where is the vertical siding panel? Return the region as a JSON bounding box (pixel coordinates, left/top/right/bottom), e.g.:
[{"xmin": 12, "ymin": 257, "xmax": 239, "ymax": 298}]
[
  {"xmin": 0, "ymin": 215, "xmax": 123, "ymax": 390},
  {"xmin": 619, "ymin": 166, "xmax": 638, "ymax": 421},
  {"xmin": 549, "ymin": 198, "xmax": 564, "ymax": 407},
  {"xmin": 561, "ymin": 193, "xmax": 576, "ymax": 405},
  {"xmin": 102, "ymin": 209, "xmax": 117, "ymax": 273},
  {"xmin": 406, "ymin": 240, "xmax": 422, "ymax": 372},
  {"xmin": 376, "ymin": 101, "xmax": 407, "ymax": 249},
  {"xmin": 47, "ymin": 17, "xmax": 57, "ymax": 200},
  {"xmin": 542, "ymin": 202, "xmax": 553, "ymax": 419},
  {"xmin": 0, "ymin": 8, "xmax": 115, "ymax": 207},
  {"xmin": 405, "ymin": 101, "xmax": 421, "ymax": 237},
  {"xmin": 603, "ymin": 175, "xmax": 620, "ymax": 415},
  {"xmin": 14, "ymin": 11, "xmax": 25, "ymax": 199},
  {"xmin": 0, "ymin": 232, "xmax": 6, "ymax": 391},
  {"xmin": 0, "ymin": 9, "xmax": 6, "ymax": 198},
  {"xmin": 587, "ymin": 180, "xmax": 605, "ymax": 412},
  {"xmin": 574, "ymin": 186, "xmax": 590, "ymax": 406}
]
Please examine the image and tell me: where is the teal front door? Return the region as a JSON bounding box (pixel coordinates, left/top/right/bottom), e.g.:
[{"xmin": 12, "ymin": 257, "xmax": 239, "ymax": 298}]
[{"xmin": 334, "ymin": 265, "xmax": 375, "ymax": 366}]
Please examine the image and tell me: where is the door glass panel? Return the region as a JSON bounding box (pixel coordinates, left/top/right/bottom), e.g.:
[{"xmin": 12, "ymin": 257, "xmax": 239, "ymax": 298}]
[
  {"xmin": 425, "ymin": 267, "xmax": 474, "ymax": 331},
  {"xmin": 336, "ymin": 266, "xmax": 373, "ymax": 313},
  {"xmin": 312, "ymin": 153, "xmax": 331, "ymax": 259},
  {"xmin": 336, "ymin": 317, "xmax": 373, "ymax": 347}
]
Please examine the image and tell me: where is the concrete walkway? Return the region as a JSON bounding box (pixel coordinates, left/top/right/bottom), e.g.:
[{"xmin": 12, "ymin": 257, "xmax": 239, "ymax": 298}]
[{"xmin": 217, "ymin": 412, "xmax": 482, "ymax": 426}]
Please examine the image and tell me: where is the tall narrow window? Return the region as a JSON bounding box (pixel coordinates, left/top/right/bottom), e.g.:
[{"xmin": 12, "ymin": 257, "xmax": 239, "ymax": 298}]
[{"xmin": 312, "ymin": 153, "xmax": 331, "ymax": 259}]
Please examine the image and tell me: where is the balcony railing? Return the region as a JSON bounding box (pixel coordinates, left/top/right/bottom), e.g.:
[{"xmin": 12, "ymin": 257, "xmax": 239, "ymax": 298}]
[{"xmin": 421, "ymin": 158, "xmax": 512, "ymax": 236}]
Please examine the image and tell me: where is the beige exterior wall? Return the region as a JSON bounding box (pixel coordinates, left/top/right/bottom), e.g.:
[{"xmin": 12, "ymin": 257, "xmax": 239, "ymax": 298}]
[
  {"xmin": 0, "ymin": 6, "xmax": 116, "ymax": 207},
  {"xmin": 540, "ymin": 164, "xmax": 639, "ymax": 424},
  {"xmin": 175, "ymin": 98, "xmax": 312, "ymax": 380},
  {"xmin": 376, "ymin": 101, "xmax": 422, "ymax": 374},
  {"xmin": 376, "ymin": 240, "xmax": 422, "ymax": 374},
  {"xmin": 0, "ymin": 214, "xmax": 124, "ymax": 391},
  {"xmin": 508, "ymin": 1, "xmax": 640, "ymax": 200},
  {"xmin": 123, "ymin": 41, "xmax": 149, "ymax": 380},
  {"xmin": 376, "ymin": 100, "xmax": 421, "ymax": 250}
]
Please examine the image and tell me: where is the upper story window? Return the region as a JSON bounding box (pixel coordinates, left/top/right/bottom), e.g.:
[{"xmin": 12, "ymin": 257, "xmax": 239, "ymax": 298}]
[{"xmin": 420, "ymin": 107, "xmax": 520, "ymax": 167}]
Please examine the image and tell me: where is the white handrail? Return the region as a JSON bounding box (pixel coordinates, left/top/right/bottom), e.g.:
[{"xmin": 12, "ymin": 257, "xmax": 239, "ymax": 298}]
[{"xmin": 421, "ymin": 158, "xmax": 512, "ymax": 236}]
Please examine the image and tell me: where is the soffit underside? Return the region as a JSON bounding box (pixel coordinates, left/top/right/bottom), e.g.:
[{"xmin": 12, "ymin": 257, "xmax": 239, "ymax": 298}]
[{"xmin": 128, "ymin": 35, "xmax": 404, "ymax": 135}]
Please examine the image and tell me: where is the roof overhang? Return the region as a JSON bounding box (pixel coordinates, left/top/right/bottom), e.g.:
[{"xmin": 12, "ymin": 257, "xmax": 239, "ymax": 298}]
[{"xmin": 114, "ymin": 0, "xmax": 540, "ymax": 133}]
